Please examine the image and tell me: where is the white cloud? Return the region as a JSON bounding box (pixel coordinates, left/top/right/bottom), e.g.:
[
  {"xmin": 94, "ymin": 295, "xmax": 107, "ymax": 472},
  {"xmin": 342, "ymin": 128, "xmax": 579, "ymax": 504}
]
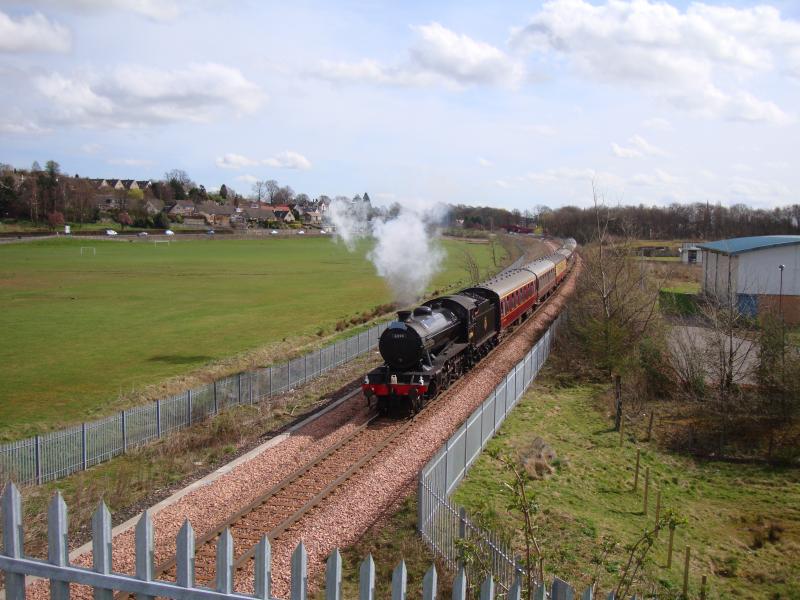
[
  {"xmin": 642, "ymin": 117, "xmax": 672, "ymax": 131},
  {"xmin": 629, "ymin": 169, "xmax": 681, "ymax": 186},
  {"xmin": 11, "ymin": 0, "xmax": 181, "ymax": 21},
  {"xmin": 0, "ymin": 10, "xmax": 70, "ymax": 53},
  {"xmin": 314, "ymin": 22, "xmax": 523, "ymax": 89},
  {"xmin": 478, "ymin": 157, "xmax": 492, "ymax": 168},
  {"xmin": 262, "ymin": 150, "xmax": 312, "ymax": 170},
  {"xmin": 495, "ymin": 179, "xmax": 511, "ymax": 188},
  {"xmin": 216, "ymin": 153, "xmax": 260, "ymax": 169},
  {"xmin": 107, "ymin": 158, "xmax": 153, "ymax": 166},
  {"xmin": 33, "ymin": 63, "xmax": 265, "ymax": 128},
  {"xmin": 611, "ymin": 135, "xmax": 667, "ymax": 159},
  {"xmin": 217, "ymin": 151, "xmax": 312, "ymax": 171},
  {"xmin": 0, "ymin": 119, "xmax": 51, "ymax": 135},
  {"xmin": 512, "ymin": 0, "xmax": 799, "ymax": 123},
  {"xmin": 81, "ymin": 143, "xmax": 102, "ymax": 154},
  {"xmin": 235, "ymin": 174, "xmax": 258, "ymax": 185}
]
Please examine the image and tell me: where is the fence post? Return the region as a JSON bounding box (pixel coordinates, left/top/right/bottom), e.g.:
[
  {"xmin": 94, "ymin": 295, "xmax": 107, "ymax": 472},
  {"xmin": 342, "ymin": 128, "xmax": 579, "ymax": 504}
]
[
  {"xmin": 213, "ymin": 381, "xmax": 219, "ymax": 413},
  {"xmin": 269, "ymin": 367, "xmax": 274, "ymax": 396},
  {"xmin": 237, "ymin": 373, "xmax": 242, "ymax": 405},
  {"xmin": 682, "ymin": 546, "xmax": 691, "ymax": 597},
  {"xmin": 82, "ymin": 423, "xmax": 88, "ymax": 470},
  {"xmin": 156, "ymin": 399, "xmax": 162, "ymax": 438},
  {"xmin": 34, "ymin": 434, "xmax": 42, "ymax": 484},
  {"xmin": 417, "ymin": 474, "xmax": 424, "ymax": 532},
  {"xmin": 121, "ymin": 411, "xmax": 127, "ymax": 454},
  {"xmin": 187, "ymin": 390, "xmax": 193, "ymax": 424}
]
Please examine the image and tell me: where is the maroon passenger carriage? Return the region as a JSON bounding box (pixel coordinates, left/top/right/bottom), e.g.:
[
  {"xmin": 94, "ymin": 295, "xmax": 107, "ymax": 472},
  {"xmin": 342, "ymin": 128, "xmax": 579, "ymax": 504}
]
[{"xmin": 362, "ymin": 238, "xmax": 577, "ymax": 414}]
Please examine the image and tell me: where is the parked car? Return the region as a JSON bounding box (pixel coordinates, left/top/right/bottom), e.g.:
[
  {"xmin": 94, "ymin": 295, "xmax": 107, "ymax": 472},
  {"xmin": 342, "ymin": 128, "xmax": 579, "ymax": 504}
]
[
  {"xmin": 270, "ymin": 230, "xmax": 278, "ymax": 235},
  {"xmin": 137, "ymin": 232, "xmax": 149, "ymax": 237},
  {"xmin": 297, "ymin": 230, "xmax": 305, "ymax": 235},
  {"xmin": 164, "ymin": 230, "xmax": 175, "ymax": 236},
  {"xmin": 105, "ymin": 229, "xmax": 118, "ymax": 236}
]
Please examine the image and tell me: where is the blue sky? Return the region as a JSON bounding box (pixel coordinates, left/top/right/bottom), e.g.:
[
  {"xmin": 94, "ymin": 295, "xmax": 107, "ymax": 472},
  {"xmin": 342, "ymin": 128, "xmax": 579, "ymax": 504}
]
[{"xmin": 1, "ymin": 0, "xmax": 799, "ymax": 210}]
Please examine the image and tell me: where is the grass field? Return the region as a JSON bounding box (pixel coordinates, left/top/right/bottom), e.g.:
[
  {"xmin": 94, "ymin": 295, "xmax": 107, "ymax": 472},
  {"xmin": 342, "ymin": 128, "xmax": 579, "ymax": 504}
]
[
  {"xmin": 451, "ymin": 372, "xmax": 800, "ymax": 599},
  {"xmin": 0, "ymin": 236, "xmax": 502, "ymax": 440}
]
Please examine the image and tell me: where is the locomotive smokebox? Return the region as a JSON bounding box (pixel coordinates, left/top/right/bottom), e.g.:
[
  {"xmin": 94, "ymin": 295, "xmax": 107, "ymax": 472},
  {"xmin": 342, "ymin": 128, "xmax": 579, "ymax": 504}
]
[
  {"xmin": 379, "ymin": 323, "xmax": 423, "ymax": 369},
  {"xmin": 397, "ymin": 310, "xmax": 412, "ymax": 322}
]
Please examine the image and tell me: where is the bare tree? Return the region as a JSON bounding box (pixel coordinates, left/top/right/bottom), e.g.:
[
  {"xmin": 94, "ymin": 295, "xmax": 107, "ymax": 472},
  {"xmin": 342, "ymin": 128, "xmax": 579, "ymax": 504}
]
[
  {"xmin": 265, "ymin": 179, "xmax": 279, "ymax": 204},
  {"xmin": 461, "ymin": 249, "xmax": 481, "ymax": 285},
  {"xmin": 251, "ymin": 180, "xmax": 267, "ymax": 202}
]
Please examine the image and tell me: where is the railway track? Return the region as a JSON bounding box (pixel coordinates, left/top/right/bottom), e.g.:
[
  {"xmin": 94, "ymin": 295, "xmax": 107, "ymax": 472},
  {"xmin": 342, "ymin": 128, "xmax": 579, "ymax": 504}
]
[
  {"xmin": 112, "ymin": 243, "xmax": 574, "ymax": 594},
  {"xmin": 127, "ymin": 399, "xmax": 430, "ymax": 591}
]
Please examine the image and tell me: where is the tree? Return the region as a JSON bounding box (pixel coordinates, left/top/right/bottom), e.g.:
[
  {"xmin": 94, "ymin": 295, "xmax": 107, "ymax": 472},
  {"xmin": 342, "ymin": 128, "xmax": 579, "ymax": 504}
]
[
  {"xmin": 252, "ymin": 180, "xmax": 267, "ymax": 202},
  {"xmin": 154, "ymin": 211, "xmax": 170, "ymax": 229},
  {"xmin": 219, "ymin": 184, "xmax": 228, "ymax": 200},
  {"xmin": 47, "ymin": 211, "xmax": 64, "ymax": 231},
  {"xmin": 273, "ymin": 185, "xmax": 294, "ymax": 205},
  {"xmin": 265, "ymin": 180, "xmax": 279, "ymax": 204},
  {"xmin": 117, "ymin": 211, "xmax": 132, "ymax": 230}
]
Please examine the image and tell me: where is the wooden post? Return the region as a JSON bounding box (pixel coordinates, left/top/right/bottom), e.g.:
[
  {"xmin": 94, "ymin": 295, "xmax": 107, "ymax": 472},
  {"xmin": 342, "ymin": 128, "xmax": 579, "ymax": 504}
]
[
  {"xmin": 700, "ymin": 575, "xmax": 707, "ymax": 600},
  {"xmin": 654, "ymin": 490, "xmax": 662, "ymax": 535},
  {"xmin": 647, "ymin": 411, "xmax": 655, "ymax": 441},
  {"xmin": 633, "ymin": 449, "xmax": 641, "ymax": 491},
  {"xmin": 682, "ymin": 546, "xmax": 691, "ymax": 598},
  {"xmin": 643, "ymin": 467, "xmax": 650, "ymax": 515},
  {"xmin": 667, "ymin": 526, "xmax": 675, "ymax": 568}
]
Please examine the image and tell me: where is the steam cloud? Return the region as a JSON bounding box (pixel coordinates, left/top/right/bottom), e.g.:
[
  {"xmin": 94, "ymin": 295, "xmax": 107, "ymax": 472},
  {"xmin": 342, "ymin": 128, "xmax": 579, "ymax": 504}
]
[{"xmin": 329, "ymin": 198, "xmax": 447, "ymax": 305}]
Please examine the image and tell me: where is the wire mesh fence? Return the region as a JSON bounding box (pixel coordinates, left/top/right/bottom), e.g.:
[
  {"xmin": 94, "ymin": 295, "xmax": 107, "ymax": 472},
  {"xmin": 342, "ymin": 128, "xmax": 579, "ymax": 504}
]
[
  {"xmin": 0, "ymin": 322, "xmax": 389, "ymax": 487},
  {"xmin": 418, "ymin": 316, "xmax": 561, "ymax": 595}
]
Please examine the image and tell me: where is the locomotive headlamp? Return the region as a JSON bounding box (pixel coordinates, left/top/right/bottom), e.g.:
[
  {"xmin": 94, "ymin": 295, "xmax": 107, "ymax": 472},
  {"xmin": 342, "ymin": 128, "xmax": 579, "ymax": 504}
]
[
  {"xmin": 390, "ymin": 374, "xmax": 398, "ymax": 384},
  {"xmin": 364, "ymin": 376, "xmax": 369, "ymax": 384}
]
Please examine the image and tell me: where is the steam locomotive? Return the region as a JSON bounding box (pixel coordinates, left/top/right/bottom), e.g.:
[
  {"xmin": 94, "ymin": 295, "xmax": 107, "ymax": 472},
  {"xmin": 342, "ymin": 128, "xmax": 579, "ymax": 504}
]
[{"xmin": 362, "ymin": 238, "xmax": 577, "ymax": 413}]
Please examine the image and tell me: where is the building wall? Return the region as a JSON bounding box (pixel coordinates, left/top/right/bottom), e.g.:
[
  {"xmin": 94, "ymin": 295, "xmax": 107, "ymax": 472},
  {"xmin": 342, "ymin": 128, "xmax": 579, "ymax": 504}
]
[
  {"xmin": 702, "ymin": 250, "xmax": 738, "ymax": 299},
  {"xmin": 735, "ymin": 245, "xmax": 800, "ymax": 296}
]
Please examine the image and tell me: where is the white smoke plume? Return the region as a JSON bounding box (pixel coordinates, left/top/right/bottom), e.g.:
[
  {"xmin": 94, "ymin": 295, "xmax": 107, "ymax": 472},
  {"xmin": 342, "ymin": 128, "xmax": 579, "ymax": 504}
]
[{"xmin": 328, "ymin": 197, "xmax": 447, "ymax": 304}]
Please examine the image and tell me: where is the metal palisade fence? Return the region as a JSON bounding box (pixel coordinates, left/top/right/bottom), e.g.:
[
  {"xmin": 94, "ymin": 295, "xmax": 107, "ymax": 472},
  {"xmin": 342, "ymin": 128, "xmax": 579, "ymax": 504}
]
[
  {"xmin": 0, "ymin": 322, "xmax": 389, "ymax": 487},
  {"xmin": 0, "ymin": 482, "xmax": 616, "ymax": 600},
  {"xmin": 418, "ymin": 316, "xmax": 561, "ymax": 597}
]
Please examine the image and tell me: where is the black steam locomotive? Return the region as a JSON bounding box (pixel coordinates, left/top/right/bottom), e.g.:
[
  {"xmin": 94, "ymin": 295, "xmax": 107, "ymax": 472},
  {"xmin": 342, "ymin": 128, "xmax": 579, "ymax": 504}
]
[{"xmin": 362, "ymin": 238, "xmax": 577, "ymax": 413}]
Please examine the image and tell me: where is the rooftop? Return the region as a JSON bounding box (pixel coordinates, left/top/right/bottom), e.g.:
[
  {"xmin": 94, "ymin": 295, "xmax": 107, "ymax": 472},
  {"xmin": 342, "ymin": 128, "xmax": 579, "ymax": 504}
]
[{"xmin": 699, "ymin": 236, "xmax": 800, "ymax": 255}]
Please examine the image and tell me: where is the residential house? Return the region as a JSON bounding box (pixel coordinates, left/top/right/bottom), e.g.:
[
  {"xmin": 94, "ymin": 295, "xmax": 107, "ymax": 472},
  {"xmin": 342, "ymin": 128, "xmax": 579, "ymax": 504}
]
[
  {"xmin": 303, "ymin": 209, "xmax": 322, "ymax": 225},
  {"xmin": 243, "ymin": 207, "xmax": 277, "ymax": 227},
  {"xmin": 272, "ymin": 205, "xmax": 295, "ymax": 223},
  {"xmin": 197, "ymin": 202, "xmax": 236, "ymax": 227},
  {"xmin": 168, "ymin": 200, "xmax": 196, "ymax": 217},
  {"xmin": 143, "ymin": 198, "xmax": 165, "ymax": 216}
]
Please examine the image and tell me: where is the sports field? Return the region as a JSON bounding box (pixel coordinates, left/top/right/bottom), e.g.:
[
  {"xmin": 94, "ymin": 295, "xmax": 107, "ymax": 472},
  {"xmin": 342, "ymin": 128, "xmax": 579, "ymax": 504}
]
[{"xmin": 0, "ymin": 236, "xmax": 501, "ymax": 440}]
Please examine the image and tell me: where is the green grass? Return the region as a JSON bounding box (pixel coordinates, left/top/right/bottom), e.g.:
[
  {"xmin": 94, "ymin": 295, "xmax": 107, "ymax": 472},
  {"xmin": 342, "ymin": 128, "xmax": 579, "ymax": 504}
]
[
  {"xmin": 662, "ymin": 282, "xmax": 700, "ymax": 294},
  {"xmin": 0, "ymin": 236, "xmax": 501, "ymax": 440},
  {"xmin": 451, "ymin": 374, "xmax": 800, "ymax": 599}
]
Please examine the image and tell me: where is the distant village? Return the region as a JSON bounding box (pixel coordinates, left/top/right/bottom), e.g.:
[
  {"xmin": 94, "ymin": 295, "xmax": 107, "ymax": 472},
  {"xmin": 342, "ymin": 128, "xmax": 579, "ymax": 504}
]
[{"xmin": 0, "ymin": 162, "xmax": 373, "ymax": 231}]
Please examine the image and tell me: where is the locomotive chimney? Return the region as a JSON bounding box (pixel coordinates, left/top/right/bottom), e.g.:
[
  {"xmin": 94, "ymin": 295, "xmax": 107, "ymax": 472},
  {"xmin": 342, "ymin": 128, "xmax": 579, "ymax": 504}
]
[{"xmin": 397, "ymin": 310, "xmax": 412, "ymax": 322}]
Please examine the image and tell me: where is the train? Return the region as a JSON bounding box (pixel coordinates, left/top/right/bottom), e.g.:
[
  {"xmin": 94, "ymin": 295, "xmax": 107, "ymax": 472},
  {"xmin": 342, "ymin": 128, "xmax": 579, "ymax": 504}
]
[{"xmin": 362, "ymin": 238, "xmax": 577, "ymax": 413}]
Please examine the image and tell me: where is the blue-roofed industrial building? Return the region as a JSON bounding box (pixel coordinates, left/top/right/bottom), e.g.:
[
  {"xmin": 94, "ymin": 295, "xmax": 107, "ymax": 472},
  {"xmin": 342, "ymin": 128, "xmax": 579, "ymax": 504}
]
[{"xmin": 699, "ymin": 236, "xmax": 800, "ymax": 323}]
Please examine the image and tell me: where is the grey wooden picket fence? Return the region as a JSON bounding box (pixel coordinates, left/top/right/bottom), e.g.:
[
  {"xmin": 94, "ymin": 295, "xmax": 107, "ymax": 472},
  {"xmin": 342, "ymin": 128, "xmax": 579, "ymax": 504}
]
[
  {"xmin": 1, "ymin": 482, "xmax": 614, "ymax": 600},
  {"xmin": 0, "ymin": 322, "xmax": 388, "ymax": 488}
]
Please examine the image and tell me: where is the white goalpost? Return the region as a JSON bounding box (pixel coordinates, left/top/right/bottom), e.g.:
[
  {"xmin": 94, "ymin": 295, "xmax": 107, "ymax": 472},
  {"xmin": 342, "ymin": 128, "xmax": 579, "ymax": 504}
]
[
  {"xmin": 80, "ymin": 247, "xmax": 96, "ymax": 256},
  {"xmin": 153, "ymin": 240, "xmax": 171, "ymax": 248}
]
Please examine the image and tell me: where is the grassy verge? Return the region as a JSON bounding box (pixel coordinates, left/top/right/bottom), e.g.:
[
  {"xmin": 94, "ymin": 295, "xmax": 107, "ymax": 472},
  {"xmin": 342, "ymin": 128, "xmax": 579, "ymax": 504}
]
[
  {"xmin": 0, "ymin": 236, "xmax": 504, "ymax": 440},
  {"xmin": 15, "ymin": 351, "xmax": 382, "ymax": 561},
  {"xmin": 450, "ymin": 369, "xmax": 800, "ymax": 599}
]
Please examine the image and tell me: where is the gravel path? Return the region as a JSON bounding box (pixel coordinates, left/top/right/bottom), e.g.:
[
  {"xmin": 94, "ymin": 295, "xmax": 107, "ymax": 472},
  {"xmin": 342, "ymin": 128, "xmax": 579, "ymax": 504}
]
[{"xmin": 26, "ymin": 256, "xmax": 579, "ymax": 600}]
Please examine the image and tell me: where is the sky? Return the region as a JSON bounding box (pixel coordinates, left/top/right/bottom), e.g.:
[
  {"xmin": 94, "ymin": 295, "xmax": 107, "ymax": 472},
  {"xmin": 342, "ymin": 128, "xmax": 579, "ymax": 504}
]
[{"xmin": 0, "ymin": 0, "xmax": 799, "ymax": 211}]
